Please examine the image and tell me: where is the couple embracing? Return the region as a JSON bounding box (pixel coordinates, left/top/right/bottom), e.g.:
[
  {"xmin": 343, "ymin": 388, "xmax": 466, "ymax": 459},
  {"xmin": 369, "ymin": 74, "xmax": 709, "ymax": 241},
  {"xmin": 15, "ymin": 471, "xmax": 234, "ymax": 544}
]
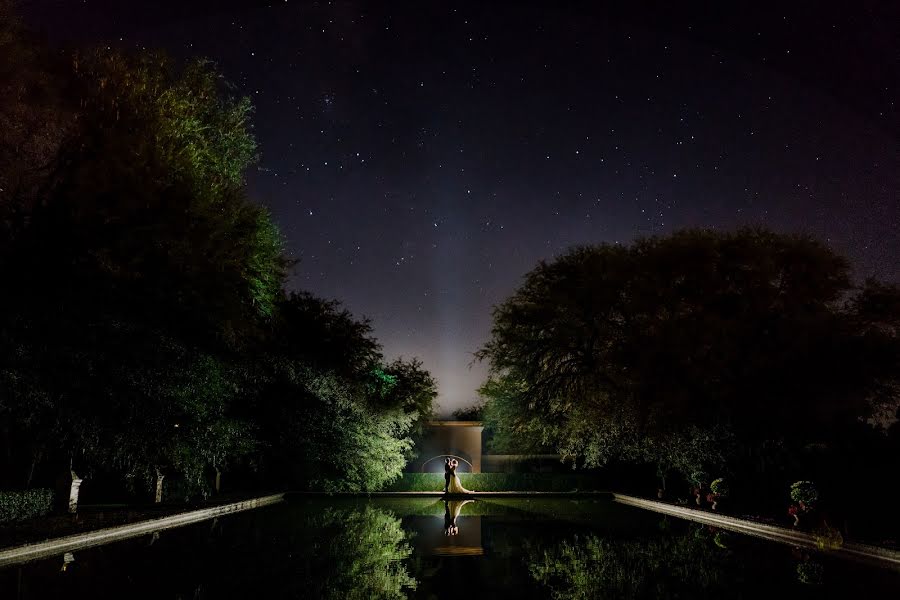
[{"xmin": 443, "ymin": 457, "xmax": 472, "ymax": 494}]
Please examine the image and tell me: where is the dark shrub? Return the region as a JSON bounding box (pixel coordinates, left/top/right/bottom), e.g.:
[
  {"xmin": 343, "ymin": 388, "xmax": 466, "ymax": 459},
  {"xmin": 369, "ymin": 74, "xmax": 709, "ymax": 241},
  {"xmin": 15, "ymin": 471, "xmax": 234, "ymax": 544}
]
[{"xmin": 0, "ymin": 489, "xmax": 54, "ymax": 522}]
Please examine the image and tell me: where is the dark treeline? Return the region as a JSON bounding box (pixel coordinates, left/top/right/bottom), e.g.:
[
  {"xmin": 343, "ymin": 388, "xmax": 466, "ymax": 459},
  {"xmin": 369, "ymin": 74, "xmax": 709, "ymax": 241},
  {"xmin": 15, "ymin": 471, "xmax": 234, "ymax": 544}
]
[
  {"xmin": 476, "ymin": 229, "xmax": 900, "ymax": 539},
  {"xmin": 0, "ymin": 4, "xmax": 435, "ymax": 503}
]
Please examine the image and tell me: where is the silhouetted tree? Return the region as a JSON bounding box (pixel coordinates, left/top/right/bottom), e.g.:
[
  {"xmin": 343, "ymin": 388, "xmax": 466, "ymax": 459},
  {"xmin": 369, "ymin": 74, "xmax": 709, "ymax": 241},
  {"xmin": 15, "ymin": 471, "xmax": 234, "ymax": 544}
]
[
  {"xmin": 272, "ymin": 292, "xmax": 382, "ymax": 377},
  {"xmin": 451, "ymin": 403, "xmax": 484, "ymax": 421},
  {"xmin": 477, "ymin": 229, "xmax": 900, "ymax": 481}
]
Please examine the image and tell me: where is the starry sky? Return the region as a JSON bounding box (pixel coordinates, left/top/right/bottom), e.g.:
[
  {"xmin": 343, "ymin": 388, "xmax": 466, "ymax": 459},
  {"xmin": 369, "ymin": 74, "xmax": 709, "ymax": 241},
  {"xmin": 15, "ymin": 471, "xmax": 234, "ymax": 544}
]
[{"xmin": 24, "ymin": 1, "xmax": 899, "ymax": 415}]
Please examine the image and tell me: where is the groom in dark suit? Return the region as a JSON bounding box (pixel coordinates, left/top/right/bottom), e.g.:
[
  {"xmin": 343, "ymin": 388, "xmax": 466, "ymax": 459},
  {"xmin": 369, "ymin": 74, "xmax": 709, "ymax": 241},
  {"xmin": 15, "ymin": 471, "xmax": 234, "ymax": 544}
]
[{"xmin": 443, "ymin": 457, "xmax": 452, "ymax": 493}]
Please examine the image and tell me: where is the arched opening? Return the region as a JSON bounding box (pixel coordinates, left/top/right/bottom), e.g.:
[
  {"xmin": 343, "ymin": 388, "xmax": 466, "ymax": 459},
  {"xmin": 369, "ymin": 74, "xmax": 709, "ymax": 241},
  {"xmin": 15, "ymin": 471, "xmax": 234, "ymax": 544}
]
[{"xmin": 420, "ymin": 454, "xmax": 473, "ymax": 473}]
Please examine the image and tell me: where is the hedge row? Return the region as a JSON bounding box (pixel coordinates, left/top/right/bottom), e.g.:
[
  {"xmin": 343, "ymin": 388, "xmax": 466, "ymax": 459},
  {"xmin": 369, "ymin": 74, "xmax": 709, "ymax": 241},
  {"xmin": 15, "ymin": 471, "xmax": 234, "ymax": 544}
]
[
  {"xmin": 0, "ymin": 489, "xmax": 54, "ymax": 523},
  {"xmin": 334, "ymin": 496, "xmax": 617, "ymax": 518},
  {"xmin": 382, "ymin": 472, "xmax": 606, "ymax": 492}
]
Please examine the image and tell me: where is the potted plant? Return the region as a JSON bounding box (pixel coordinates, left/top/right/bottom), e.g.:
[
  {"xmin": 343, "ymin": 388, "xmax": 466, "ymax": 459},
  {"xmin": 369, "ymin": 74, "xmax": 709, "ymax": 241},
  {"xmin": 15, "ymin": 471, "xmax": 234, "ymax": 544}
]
[
  {"xmin": 707, "ymin": 478, "xmax": 728, "ymax": 511},
  {"xmin": 788, "ymin": 480, "xmax": 818, "ymax": 527},
  {"xmin": 689, "ymin": 471, "xmax": 710, "ymax": 506},
  {"xmin": 813, "ymin": 522, "xmax": 843, "ymax": 550},
  {"xmin": 787, "ymin": 504, "xmax": 800, "ymax": 526}
]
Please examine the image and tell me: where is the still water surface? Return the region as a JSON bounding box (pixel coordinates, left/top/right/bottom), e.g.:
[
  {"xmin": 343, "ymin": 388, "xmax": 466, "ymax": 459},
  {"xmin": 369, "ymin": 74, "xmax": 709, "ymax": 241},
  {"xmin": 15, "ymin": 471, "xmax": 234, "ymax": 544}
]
[{"xmin": 2, "ymin": 497, "xmax": 898, "ymax": 599}]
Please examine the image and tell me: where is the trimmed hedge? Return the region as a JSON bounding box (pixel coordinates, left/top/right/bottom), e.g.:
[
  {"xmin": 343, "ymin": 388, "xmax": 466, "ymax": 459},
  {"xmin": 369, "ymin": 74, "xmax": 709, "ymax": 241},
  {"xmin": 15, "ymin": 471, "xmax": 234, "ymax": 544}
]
[
  {"xmin": 315, "ymin": 496, "xmax": 617, "ymax": 518},
  {"xmin": 382, "ymin": 472, "xmax": 606, "ymax": 492},
  {"xmin": 0, "ymin": 489, "xmax": 54, "ymax": 523}
]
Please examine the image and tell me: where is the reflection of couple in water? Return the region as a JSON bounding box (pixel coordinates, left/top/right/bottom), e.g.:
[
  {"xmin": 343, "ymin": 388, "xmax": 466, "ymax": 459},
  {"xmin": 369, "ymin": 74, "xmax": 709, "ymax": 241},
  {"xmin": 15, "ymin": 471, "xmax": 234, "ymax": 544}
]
[
  {"xmin": 442, "ymin": 457, "xmax": 473, "ymax": 536},
  {"xmin": 443, "ymin": 499, "xmax": 473, "ymax": 536},
  {"xmin": 442, "ymin": 457, "xmax": 472, "ymax": 495}
]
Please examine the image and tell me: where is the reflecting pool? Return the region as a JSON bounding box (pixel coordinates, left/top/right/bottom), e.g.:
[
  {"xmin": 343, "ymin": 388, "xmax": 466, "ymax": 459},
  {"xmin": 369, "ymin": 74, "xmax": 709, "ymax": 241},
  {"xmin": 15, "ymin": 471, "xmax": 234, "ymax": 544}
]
[{"xmin": 2, "ymin": 497, "xmax": 898, "ymax": 599}]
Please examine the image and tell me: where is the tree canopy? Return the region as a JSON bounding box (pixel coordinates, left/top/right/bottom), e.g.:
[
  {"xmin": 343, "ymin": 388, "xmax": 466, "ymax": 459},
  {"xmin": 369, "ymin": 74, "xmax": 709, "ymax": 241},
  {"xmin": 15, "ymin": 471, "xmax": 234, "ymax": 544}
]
[
  {"xmin": 477, "ymin": 229, "xmax": 900, "ymax": 479},
  {"xmin": 0, "ymin": 13, "xmax": 436, "ymax": 498}
]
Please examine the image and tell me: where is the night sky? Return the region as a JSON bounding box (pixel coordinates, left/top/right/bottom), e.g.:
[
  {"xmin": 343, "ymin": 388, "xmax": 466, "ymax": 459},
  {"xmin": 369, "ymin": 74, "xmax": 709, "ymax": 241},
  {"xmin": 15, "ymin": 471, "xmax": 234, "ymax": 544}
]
[{"xmin": 23, "ymin": 1, "xmax": 899, "ymax": 414}]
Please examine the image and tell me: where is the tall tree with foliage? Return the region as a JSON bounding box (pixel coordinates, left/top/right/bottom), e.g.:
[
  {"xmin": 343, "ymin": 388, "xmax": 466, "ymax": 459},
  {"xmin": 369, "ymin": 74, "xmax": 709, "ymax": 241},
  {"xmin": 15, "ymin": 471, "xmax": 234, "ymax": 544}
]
[
  {"xmin": 477, "ymin": 228, "xmax": 900, "ymax": 481},
  {"xmin": 255, "ymin": 296, "xmax": 434, "ymax": 491},
  {"xmin": 0, "ymin": 11, "xmax": 438, "ymax": 500},
  {"xmin": 380, "ymin": 358, "xmax": 438, "ymax": 436},
  {"xmin": 256, "ymin": 360, "xmax": 419, "ymax": 492},
  {"xmin": 0, "ymin": 0, "xmax": 74, "ymax": 241},
  {"xmin": 0, "ymin": 35, "xmax": 281, "ymax": 494},
  {"xmin": 272, "ymin": 292, "xmax": 382, "ymax": 377},
  {"xmin": 56, "ymin": 49, "xmax": 284, "ymax": 338}
]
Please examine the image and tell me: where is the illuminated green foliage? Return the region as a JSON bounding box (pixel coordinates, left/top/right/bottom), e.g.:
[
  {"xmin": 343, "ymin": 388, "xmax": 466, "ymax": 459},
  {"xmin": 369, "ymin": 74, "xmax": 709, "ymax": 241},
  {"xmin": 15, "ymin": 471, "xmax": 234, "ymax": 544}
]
[
  {"xmin": 479, "ymin": 373, "xmax": 554, "ymax": 454},
  {"xmin": 710, "ymin": 478, "xmax": 729, "ymax": 497},
  {"xmin": 529, "ymin": 527, "xmax": 734, "ymax": 599},
  {"xmin": 156, "ymin": 59, "xmax": 258, "ymax": 195},
  {"xmin": 368, "ymin": 367, "xmax": 399, "ymax": 400},
  {"xmin": 372, "ymin": 368, "xmax": 398, "ymax": 387},
  {"xmin": 380, "ymin": 358, "xmax": 437, "ymax": 436},
  {"xmin": 59, "ymin": 49, "xmax": 285, "ymax": 332},
  {"xmin": 789, "ymin": 481, "xmax": 819, "ymax": 506},
  {"xmin": 303, "ymin": 506, "xmax": 417, "ymax": 599},
  {"xmin": 258, "ymin": 361, "xmax": 417, "ymax": 493},
  {"xmin": 298, "ymin": 369, "xmax": 415, "ymax": 493},
  {"xmin": 253, "ymin": 295, "xmax": 432, "ymax": 492},
  {"xmin": 101, "ymin": 338, "xmax": 255, "ymax": 497}
]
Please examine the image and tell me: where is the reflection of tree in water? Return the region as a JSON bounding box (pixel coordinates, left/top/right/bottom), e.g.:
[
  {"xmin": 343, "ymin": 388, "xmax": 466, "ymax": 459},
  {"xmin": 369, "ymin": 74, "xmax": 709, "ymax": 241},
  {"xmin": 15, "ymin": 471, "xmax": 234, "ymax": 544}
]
[
  {"xmin": 304, "ymin": 506, "xmax": 417, "ymax": 600},
  {"xmin": 529, "ymin": 523, "xmax": 735, "ymax": 599},
  {"xmin": 1, "ymin": 505, "xmax": 417, "ymax": 599}
]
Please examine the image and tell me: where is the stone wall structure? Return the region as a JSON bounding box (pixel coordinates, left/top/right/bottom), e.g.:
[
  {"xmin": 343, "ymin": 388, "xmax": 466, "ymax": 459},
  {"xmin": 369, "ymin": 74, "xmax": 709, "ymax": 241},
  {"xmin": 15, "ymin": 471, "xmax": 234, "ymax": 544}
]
[{"xmin": 409, "ymin": 421, "xmax": 484, "ymax": 473}]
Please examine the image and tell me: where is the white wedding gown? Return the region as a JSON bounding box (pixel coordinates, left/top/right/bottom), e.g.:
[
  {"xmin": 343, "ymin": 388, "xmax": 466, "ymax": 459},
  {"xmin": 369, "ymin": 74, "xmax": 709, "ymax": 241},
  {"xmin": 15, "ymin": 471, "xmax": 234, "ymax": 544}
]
[{"xmin": 447, "ymin": 471, "xmax": 472, "ymax": 494}]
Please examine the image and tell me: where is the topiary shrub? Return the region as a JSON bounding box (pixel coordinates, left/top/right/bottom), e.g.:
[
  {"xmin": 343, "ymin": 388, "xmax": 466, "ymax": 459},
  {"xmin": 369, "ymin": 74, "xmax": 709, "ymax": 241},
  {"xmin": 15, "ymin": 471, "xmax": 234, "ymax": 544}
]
[
  {"xmin": 788, "ymin": 481, "xmax": 819, "ymax": 526},
  {"xmin": 707, "ymin": 478, "xmax": 729, "ymax": 510},
  {"xmin": 689, "ymin": 471, "xmax": 710, "ymax": 487},
  {"xmin": 813, "ymin": 523, "xmax": 843, "ymax": 550},
  {"xmin": 689, "ymin": 471, "xmax": 710, "ymax": 506},
  {"xmin": 0, "ymin": 489, "xmax": 54, "ymax": 523},
  {"xmin": 789, "ymin": 481, "xmax": 819, "ymax": 507},
  {"xmin": 709, "ymin": 478, "xmax": 729, "ymax": 497}
]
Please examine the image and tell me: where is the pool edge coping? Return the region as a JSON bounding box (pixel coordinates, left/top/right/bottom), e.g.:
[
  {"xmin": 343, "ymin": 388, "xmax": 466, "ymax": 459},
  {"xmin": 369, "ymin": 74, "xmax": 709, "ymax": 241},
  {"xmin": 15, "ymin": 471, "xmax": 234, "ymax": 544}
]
[
  {"xmin": 0, "ymin": 493, "xmax": 285, "ymax": 568},
  {"xmin": 612, "ymin": 493, "xmax": 900, "ymax": 571},
  {"xmin": 293, "ymin": 490, "xmax": 613, "ymax": 497},
  {"xmin": 2, "ymin": 491, "xmax": 897, "ymax": 573}
]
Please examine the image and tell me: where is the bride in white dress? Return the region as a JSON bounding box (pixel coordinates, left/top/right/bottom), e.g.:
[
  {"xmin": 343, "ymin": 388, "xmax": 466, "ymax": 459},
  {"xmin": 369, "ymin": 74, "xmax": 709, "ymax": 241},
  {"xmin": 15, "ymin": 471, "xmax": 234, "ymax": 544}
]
[{"xmin": 446, "ymin": 458, "xmax": 472, "ymax": 494}]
